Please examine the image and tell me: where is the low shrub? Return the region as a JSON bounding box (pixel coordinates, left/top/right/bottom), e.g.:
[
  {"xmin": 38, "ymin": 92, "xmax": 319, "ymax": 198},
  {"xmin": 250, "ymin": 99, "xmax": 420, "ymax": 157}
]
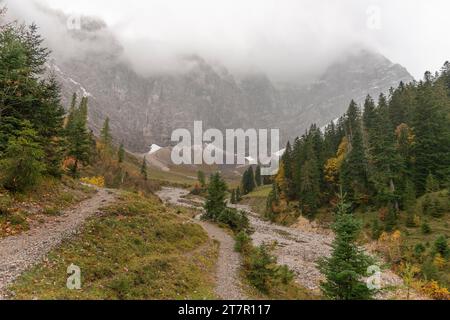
[
  {"xmin": 234, "ymin": 231, "xmax": 251, "ymax": 253},
  {"xmin": 243, "ymin": 244, "xmax": 294, "ymax": 293},
  {"xmin": 217, "ymin": 208, "xmax": 250, "ymax": 233}
]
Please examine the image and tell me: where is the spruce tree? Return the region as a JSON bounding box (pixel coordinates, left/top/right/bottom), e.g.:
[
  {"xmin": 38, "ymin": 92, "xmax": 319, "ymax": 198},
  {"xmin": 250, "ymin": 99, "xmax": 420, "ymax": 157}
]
[
  {"xmin": 318, "ymin": 193, "xmax": 375, "ymax": 300},
  {"xmin": 118, "ymin": 143, "xmax": 125, "ymax": 163},
  {"xmin": 412, "ymin": 76, "xmax": 450, "ymax": 193},
  {"xmin": 0, "ymin": 121, "xmax": 45, "ymax": 192},
  {"xmin": 340, "ymin": 101, "xmax": 369, "ymax": 202},
  {"xmin": 203, "ymin": 173, "xmax": 227, "ymax": 221},
  {"xmin": 0, "ymin": 19, "xmax": 65, "ymax": 179},
  {"xmin": 255, "ymin": 165, "xmax": 262, "ymax": 187},
  {"xmin": 197, "ymin": 170, "xmax": 206, "ymax": 188},
  {"xmin": 141, "ymin": 156, "xmax": 148, "ymax": 180},
  {"xmin": 230, "ymin": 189, "xmax": 236, "ymax": 205},
  {"xmin": 65, "ymin": 98, "xmax": 91, "ymax": 176},
  {"xmin": 100, "ymin": 117, "xmax": 113, "ymax": 153},
  {"xmin": 236, "ymin": 186, "xmax": 242, "ymax": 202}
]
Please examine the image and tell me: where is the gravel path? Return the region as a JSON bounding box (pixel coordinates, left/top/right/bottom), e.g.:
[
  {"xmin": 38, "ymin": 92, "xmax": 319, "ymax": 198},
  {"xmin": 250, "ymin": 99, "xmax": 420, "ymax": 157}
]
[
  {"xmin": 157, "ymin": 187, "xmax": 425, "ymax": 300},
  {"xmin": 0, "ymin": 188, "xmax": 116, "ymax": 298},
  {"xmin": 156, "ymin": 187, "xmax": 247, "ymax": 300}
]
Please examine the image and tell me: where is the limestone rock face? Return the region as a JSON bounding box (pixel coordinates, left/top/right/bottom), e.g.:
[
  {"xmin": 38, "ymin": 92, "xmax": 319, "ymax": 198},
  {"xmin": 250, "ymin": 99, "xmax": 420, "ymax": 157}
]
[{"xmin": 42, "ymin": 16, "xmax": 413, "ymax": 152}]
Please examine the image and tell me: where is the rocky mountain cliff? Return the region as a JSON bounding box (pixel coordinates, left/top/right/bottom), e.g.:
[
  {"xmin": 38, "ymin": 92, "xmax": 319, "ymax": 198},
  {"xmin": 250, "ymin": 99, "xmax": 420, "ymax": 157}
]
[{"xmin": 43, "ymin": 16, "xmax": 413, "ymax": 153}]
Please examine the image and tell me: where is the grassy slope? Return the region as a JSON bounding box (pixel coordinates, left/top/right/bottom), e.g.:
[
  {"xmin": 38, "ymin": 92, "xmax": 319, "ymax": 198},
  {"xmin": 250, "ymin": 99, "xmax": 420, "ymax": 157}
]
[
  {"xmin": 9, "ymin": 192, "xmax": 219, "ymax": 300},
  {"xmin": 0, "ymin": 177, "xmax": 95, "ymax": 238}
]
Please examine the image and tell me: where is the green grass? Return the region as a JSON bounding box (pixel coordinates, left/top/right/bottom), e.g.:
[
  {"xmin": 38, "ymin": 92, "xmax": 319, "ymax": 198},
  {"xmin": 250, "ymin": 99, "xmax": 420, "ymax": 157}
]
[
  {"xmin": 8, "ymin": 192, "xmax": 219, "ymax": 300},
  {"xmin": 244, "ymin": 185, "xmax": 272, "ymax": 198}
]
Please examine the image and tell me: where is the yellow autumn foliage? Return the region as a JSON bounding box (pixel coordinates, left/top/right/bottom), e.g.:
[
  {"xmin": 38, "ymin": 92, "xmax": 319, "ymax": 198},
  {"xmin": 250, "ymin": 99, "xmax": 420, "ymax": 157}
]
[
  {"xmin": 80, "ymin": 176, "xmax": 105, "ymax": 188},
  {"xmin": 324, "ymin": 137, "xmax": 348, "ymax": 185},
  {"xmin": 421, "ymin": 280, "xmax": 450, "ymax": 300},
  {"xmin": 377, "ymin": 230, "xmax": 402, "ymax": 263},
  {"xmin": 433, "ymin": 254, "xmax": 446, "ymax": 269}
]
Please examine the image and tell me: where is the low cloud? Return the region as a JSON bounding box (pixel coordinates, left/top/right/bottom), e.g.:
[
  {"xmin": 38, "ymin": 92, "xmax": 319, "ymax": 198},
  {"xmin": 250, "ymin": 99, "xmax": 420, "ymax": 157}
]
[{"xmin": 3, "ymin": 0, "xmax": 450, "ymax": 80}]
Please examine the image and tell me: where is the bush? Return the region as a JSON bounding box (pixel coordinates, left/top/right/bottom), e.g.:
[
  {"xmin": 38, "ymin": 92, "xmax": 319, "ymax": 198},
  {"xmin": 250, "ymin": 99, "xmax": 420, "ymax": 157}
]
[
  {"xmin": 234, "ymin": 231, "xmax": 251, "ymax": 253},
  {"xmin": 217, "ymin": 208, "xmax": 249, "ymax": 233},
  {"xmin": 421, "ymin": 222, "xmax": 432, "ymax": 234},
  {"xmin": 0, "ymin": 195, "xmax": 12, "ymax": 215},
  {"xmin": 371, "ymin": 218, "xmax": 383, "ymax": 240},
  {"xmin": 434, "ymin": 235, "xmax": 448, "ymax": 258},
  {"xmin": 43, "ymin": 207, "xmax": 62, "ymax": 216}
]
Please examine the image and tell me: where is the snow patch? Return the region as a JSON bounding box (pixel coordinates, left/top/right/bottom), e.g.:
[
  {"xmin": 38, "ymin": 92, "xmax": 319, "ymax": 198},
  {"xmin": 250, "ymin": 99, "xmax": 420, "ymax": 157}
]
[{"xmin": 148, "ymin": 144, "xmax": 163, "ymax": 155}]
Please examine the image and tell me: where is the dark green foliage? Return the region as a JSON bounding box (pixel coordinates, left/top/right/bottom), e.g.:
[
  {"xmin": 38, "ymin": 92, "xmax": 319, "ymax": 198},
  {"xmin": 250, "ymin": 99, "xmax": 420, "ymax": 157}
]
[
  {"xmin": 244, "ymin": 244, "xmax": 294, "ymax": 293},
  {"xmin": 0, "ymin": 122, "xmax": 45, "ymax": 192},
  {"xmin": 433, "ymin": 235, "xmax": 448, "ymax": 258},
  {"xmin": 255, "ymin": 165, "xmax": 262, "ymax": 187},
  {"xmin": 100, "ymin": 117, "xmax": 112, "ymax": 150},
  {"xmin": 235, "ymin": 186, "xmax": 242, "ymax": 202},
  {"xmin": 318, "ymin": 194, "xmax": 375, "ymax": 300},
  {"xmin": 217, "ymin": 208, "xmax": 249, "ymax": 233},
  {"xmin": 234, "ymin": 231, "xmax": 251, "ymax": 253},
  {"xmin": 421, "ymin": 222, "xmax": 432, "ymax": 235},
  {"xmin": 414, "ymin": 243, "xmax": 426, "ymax": 258},
  {"xmin": 203, "ymin": 172, "xmax": 227, "ymax": 221},
  {"xmin": 230, "ymin": 189, "xmax": 236, "ymax": 204},
  {"xmin": 412, "ymin": 75, "xmax": 450, "ymax": 194},
  {"xmin": 402, "ymin": 179, "xmax": 416, "ymax": 211},
  {"xmin": 384, "ymin": 206, "xmax": 397, "ymax": 232},
  {"xmin": 425, "ymin": 174, "xmax": 440, "ymax": 193},
  {"xmin": 340, "ymin": 101, "xmax": 369, "ymax": 202},
  {"xmin": 65, "ymin": 97, "xmax": 91, "ymax": 177},
  {"xmin": 140, "ymin": 157, "xmax": 148, "ymax": 180},
  {"xmin": 197, "ymin": 170, "xmax": 206, "ymax": 188},
  {"xmin": 0, "ymin": 17, "xmax": 65, "ymax": 186},
  {"xmin": 405, "ymin": 211, "xmax": 416, "ymax": 228},
  {"xmin": 242, "ymin": 166, "xmax": 256, "ymax": 194},
  {"xmin": 269, "ymin": 61, "xmax": 450, "ymax": 221},
  {"xmin": 371, "ymin": 218, "xmax": 383, "ymax": 240},
  {"xmin": 118, "ymin": 143, "xmax": 125, "ymax": 163},
  {"xmin": 265, "ymin": 183, "xmax": 280, "ymax": 221}
]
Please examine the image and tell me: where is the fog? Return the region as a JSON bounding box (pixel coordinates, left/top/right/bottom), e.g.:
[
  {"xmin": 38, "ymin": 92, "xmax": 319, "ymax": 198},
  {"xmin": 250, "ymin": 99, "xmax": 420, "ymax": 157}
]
[{"xmin": 3, "ymin": 0, "xmax": 450, "ymax": 80}]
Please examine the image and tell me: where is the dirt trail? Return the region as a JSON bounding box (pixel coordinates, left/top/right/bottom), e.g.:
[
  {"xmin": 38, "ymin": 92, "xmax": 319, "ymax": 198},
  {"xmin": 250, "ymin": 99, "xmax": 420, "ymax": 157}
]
[
  {"xmin": 0, "ymin": 188, "xmax": 116, "ymax": 298},
  {"xmin": 156, "ymin": 187, "xmax": 247, "ymax": 300},
  {"xmin": 157, "ymin": 187, "xmax": 425, "ymax": 300}
]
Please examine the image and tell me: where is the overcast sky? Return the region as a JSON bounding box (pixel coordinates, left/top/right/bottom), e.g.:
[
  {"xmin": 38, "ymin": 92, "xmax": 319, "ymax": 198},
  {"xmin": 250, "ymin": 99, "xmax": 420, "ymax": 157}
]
[{"xmin": 5, "ymin": 0, "xmax": 450, "ymax": 80}]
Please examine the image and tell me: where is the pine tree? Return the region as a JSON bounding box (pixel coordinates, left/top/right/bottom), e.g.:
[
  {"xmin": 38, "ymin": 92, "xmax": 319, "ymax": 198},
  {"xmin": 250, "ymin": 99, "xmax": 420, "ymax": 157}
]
[
  {"xmin": 255, "ymin": 165, "xmax": 262, "ymax": 187},
  {"xmin": 318, "ymin": 193, "xmax": 375, "ymax": 300},
  {"xmin": 203, "ymin": 173, "xmax": 227, "ymax": 221},
  {"xmin": 141, "ymin": 156, "xmax": 148, "ymax": 180},
  {"xmin": 118, "ymin": 143, "xmax": 125, "ymax": 163},
  {"xmin": 197, "ymin": 170, "xmax": 206, "ymax": 188}
]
